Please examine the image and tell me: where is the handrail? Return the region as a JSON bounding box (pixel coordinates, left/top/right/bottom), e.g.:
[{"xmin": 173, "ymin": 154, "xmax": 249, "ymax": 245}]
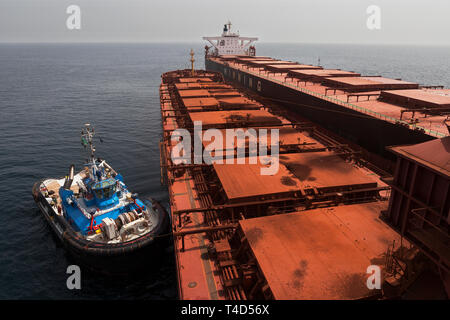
[{"xmin": 230, "ymin": 63, "xmax": 446, "ymax": 139}]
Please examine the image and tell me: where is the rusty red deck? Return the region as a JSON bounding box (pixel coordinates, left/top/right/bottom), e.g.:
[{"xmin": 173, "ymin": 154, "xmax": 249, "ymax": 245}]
[
  {"xmin": 213, "ymin": 151, "xmax": 381, "ymax": 203},
  {"xmin": 239, "ymin": 202, "xmax": 402, "ymax": 299},
  {"xmin": 160, "ymin": 69, "xmax": 411, "ymax": 300},
  {"xmin": 209, "ymin": 56, "xmax": 449, "ymax": 138},
  {"xmin": 324, "ymin": 76, "xmax": 419, "ymax": 91}
]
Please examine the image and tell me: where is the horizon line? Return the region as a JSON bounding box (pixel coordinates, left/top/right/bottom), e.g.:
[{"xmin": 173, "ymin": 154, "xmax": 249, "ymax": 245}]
[{"xmin": 1, "ymin": 40, "xmax": 449, "ymax": 47}]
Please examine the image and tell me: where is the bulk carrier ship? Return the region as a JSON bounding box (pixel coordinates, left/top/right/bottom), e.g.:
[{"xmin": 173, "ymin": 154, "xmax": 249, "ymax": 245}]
[
  {"xmin": 159, "ymin": 24, "xmax": 450, "ymax": 300},
  {"xmin": 204, "ymin": 23, "xmax": 450, "ymax": 168}
]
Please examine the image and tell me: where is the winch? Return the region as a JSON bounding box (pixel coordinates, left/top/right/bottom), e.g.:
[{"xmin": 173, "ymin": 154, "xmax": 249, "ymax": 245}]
[{"xmin": 100, "ymin": 211, "xmax": 146, "ymax": 240}]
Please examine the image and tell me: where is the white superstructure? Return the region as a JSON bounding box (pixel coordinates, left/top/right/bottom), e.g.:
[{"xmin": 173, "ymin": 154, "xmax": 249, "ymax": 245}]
[{"xmin": 203, "ymin": 21, "xmax": 257, "ymax": 56}]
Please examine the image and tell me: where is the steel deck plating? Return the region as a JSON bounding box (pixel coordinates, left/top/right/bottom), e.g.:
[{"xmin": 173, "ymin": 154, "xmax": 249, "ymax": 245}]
[{"xmin": 159, "ymin": 69, "xmax": 407, "ymax": 300}]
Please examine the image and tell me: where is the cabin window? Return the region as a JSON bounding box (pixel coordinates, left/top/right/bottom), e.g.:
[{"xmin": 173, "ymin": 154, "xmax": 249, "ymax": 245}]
[
  {"xmin": 93, "ymin": 185, "xmax": 115, "ymax": 199},
  {"xmin": 103, "ymin": 185, "xmax": 116, "ymax": 198},
  {"xmin": 94, "ymin": 189, "xmax": 104, "ymax": 199}
]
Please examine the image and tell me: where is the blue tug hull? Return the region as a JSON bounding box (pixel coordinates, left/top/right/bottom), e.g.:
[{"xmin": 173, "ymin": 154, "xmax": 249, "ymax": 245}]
[{"xmin": 32, "ymin": 180, "xmax": 171, "ymax": 275}]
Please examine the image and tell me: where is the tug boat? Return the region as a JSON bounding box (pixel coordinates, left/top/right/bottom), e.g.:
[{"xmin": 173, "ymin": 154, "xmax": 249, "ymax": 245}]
[{"xmin": 32, "ymin": 124, "xmax": 170, "ymax": 274}]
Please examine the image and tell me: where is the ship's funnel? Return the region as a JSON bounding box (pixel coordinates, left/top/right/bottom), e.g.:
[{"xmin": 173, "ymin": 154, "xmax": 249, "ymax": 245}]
[{"xmin": 63, "ymin": 164, "xmax": 75, "ymax": 190}]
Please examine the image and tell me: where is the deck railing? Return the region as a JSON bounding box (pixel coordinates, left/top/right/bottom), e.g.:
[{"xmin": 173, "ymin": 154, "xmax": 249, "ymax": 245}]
[{"xmin": 232, "ymin": 63, "xmax": 446, "ymax": 139}]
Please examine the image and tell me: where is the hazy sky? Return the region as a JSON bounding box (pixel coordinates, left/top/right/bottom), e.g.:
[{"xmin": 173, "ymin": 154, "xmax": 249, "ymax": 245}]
[{"xmin": 1, "ymin": 0, "xmax": 450, "ymax": 45}]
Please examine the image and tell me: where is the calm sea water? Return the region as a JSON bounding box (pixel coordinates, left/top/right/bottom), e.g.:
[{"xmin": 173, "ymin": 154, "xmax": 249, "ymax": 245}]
[{"xmin": 0, "ymin": 43, "xmax": 449, "ymax": 300}]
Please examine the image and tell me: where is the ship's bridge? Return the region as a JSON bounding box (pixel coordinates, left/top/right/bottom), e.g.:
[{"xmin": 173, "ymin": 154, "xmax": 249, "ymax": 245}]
[
  {"xmin": 91, "ymin": 178, "xmax": 117, "ymax": 200},
  {"xmin": 203, "ymin": 21, "xmax": 258, "ymax": 56}
]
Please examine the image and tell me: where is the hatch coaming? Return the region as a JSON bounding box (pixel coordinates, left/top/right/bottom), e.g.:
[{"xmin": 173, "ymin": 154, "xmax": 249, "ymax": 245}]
[{"xmin": 159, "ymin": 69, "xmax": 405, "ymax": 300}]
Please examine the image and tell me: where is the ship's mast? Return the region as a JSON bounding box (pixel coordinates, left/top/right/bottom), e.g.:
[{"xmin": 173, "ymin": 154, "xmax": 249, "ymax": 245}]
[
  {"xmin": 225, "ymin": 21, "xmax": 232, "ymax": 35},
  {"xmin": 81, "ymin": 123, "xmax": 96, "ymax": 165},
  {"xmin": 190, "ymin": 49, "xmax": 195, "ymax": 76}
]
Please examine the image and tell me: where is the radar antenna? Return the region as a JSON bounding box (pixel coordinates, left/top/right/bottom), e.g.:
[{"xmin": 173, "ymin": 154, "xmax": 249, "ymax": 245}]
[{"xmin": 227, "ymin": 20, "xmax": 232, "ymax": 33}]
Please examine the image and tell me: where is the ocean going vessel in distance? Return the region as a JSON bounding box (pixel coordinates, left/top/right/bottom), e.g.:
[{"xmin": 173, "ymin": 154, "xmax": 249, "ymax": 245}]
[{"xmin": 32, "ymin": 124, "xmax": 170, "ymax": 274}]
